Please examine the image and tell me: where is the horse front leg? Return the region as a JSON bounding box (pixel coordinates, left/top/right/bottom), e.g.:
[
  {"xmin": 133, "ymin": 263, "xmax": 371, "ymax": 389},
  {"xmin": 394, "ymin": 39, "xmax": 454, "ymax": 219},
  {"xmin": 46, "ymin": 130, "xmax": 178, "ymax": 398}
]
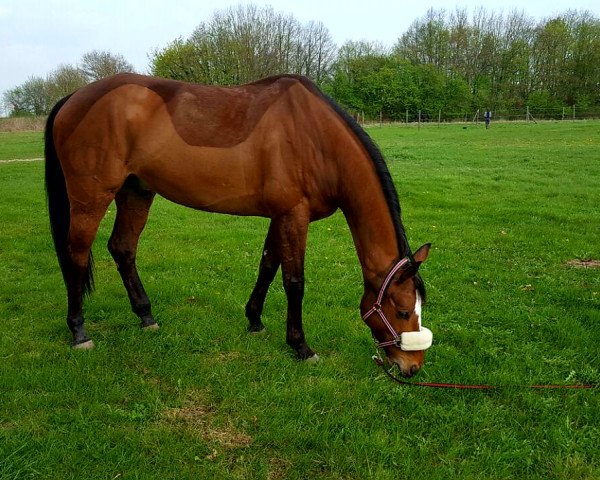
[
  {"xmin": 245, "ymin": 221, "xmax": 280, "ymax": 332},
  {"xmin": 273, "ymin": 204, "xmax": 317, "ymax": 361}
]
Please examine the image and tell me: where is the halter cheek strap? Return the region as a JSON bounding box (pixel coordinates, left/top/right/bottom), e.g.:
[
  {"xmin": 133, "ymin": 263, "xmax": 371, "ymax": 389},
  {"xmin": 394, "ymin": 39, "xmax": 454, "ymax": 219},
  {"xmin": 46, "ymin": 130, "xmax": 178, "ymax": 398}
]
[{"xmin": 362, "ymin": 257, "xmax": 433, "ymax": 351}]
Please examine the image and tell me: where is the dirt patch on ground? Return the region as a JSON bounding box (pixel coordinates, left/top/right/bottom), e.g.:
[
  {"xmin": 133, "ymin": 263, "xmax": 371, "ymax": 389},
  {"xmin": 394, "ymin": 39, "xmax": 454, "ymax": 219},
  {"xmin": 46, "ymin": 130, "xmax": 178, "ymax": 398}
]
[
  {"xmin": 163, "ymin": 405, "xmax": 252, "ymax": 448},
  {"xmin": 267, "ymin": 457, "xmax": 293, "ymax": 480},
  {"xmin": 0, "ymin": 421, "xmax": 17, "ymax": 430},
  {"xmin": 565, "ymin": 259, "xmax": 600, "ymax": 269},
  {"xmin": 161, "ymin": 390, "xmax": 252, "ymax": 451}
]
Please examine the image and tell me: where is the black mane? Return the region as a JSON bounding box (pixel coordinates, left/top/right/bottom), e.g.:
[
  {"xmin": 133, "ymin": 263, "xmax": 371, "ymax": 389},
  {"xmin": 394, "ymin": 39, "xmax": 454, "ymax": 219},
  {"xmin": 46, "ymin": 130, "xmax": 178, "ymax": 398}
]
[
  {"xmin": 292, "ymin": 76, "xmax": 426, "ymax": 300},
  {"xmin": 322, "ymin": 96, "xmax": 411, "ymax": 257}
]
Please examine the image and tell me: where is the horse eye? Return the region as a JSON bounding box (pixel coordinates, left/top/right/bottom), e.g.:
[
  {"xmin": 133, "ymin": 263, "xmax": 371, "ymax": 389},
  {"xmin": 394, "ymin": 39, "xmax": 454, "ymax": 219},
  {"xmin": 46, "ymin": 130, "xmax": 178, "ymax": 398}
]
[{"xmin": 396, "ymin": 311, "xmax": 410, "ymax": 320}]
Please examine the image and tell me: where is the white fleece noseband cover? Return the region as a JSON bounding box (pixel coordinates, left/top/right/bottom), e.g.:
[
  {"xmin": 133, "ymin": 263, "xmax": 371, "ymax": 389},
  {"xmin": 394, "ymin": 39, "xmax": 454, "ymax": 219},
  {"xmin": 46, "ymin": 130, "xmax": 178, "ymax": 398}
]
[
  {"xmin": 400, "ymin": 293, "xmax": 433, "ymax": 351},
  {"xmin": 399, "ymin": 326, "xmax": 433, "ymax": 351}
]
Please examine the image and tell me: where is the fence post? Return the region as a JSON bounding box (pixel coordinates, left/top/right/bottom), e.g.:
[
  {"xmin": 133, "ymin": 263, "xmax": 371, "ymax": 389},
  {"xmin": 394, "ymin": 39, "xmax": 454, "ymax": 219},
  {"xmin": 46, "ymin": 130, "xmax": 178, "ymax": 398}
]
[
  {"xmin": 418, "ymin": 110, "xmax": 421, "ymax": 129},
  {"xmin": 562, "ymin": 107, "xmax": 565, "ymax": 121},
  {"xmin": 573, "ymin": 105, "xmax": 576, "ymax": 121},
  {"xmin": 406, "ymin": 108, "xmax": 409, "ymax": 124},
  {"xmin": 438, "ymin": 110, "xmax": 441, "ymax": 128},
  {"xmin": 526, "ymin": 106, "xmax": 530, "ymax": 123}
]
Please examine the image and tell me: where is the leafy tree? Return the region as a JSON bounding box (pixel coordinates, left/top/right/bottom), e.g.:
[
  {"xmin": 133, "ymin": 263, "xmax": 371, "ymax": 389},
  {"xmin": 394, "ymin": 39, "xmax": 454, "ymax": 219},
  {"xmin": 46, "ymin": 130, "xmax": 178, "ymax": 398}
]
[
  {"xmin": 80, "ymin": 50, "xmax": 134, "ymax": 82},
  {"xmin": 397, "ymin": 8, "xmax": 450, "ymax": 71},
  {"xmin": 443, "ymin": 76, "xmax": 471, "ymax": 115},
  {"xmin": 377, "ymin": 62, "xmax": 421, "ymax": 119},
  {"xmin": 531, "ymin": 17, "xmax": 573, "ymax": 103},
  {"xmin": 150, "ymin": 5, "xmax": 335, "ymax": 86},
  {"xmin": 2, "ymin": 76, "xmax": 50, "ymax": 116},
  {"xmin": 151, "ymin": 38, "xmax": 201, "ymax": 82},
  {"xmin": 566, "ymin": 12, "xmax": 600, "ymax": 106},
  {"xmin": 299, "ymin": 20, "xmax": 336, "ymax": 84},
  {"xmin": 323, "ymin": 41, "xmax": 389, "ymax": 115},
  {"xmin": 47, "ymin": 64, "xmax": 88, "ymax": 101},
  {"xmin": 3, "ymin": 86, "xmax": 28, "ymax": 116},
  {"xmin": 414, "ymin": 63, "xmax": 446, "ymax": 115}
]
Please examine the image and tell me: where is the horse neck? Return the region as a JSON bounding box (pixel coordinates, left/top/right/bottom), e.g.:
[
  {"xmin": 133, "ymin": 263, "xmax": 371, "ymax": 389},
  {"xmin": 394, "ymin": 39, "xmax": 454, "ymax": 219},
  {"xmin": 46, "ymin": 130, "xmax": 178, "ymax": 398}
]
[{"xmin": 337, "ymin": 145, "xmax": 400, "ymax": 287}]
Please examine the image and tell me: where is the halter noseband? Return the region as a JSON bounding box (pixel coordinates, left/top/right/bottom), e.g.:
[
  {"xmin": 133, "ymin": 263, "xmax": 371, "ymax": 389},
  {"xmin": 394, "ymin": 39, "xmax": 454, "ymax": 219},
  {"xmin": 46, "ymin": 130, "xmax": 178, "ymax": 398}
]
[{"xmin": 362, "ymin": 257, "xmax": 433, "ymax": 351}]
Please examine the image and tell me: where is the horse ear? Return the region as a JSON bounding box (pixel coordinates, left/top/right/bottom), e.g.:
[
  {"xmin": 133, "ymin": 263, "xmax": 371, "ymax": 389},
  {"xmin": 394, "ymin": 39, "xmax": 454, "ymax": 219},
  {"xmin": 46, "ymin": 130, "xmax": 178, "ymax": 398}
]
[
  {"xmin": 394, "ymin": 244, "xmax": 432, "ymax": 284},
  {"xmin": 412, "ymin": 243, "xmax": 431, "ymax": 264},
  {"xmin": 395, "ymin": 243, "xmax": 431, "ymax": 284}
]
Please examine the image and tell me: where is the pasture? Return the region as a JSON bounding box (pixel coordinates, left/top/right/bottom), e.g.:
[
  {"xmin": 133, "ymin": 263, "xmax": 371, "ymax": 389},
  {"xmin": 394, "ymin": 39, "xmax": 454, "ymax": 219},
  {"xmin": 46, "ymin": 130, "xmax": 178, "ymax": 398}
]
[{"xmin": 1, "ymin": 121, "xmax": 599, "ymax": 479}]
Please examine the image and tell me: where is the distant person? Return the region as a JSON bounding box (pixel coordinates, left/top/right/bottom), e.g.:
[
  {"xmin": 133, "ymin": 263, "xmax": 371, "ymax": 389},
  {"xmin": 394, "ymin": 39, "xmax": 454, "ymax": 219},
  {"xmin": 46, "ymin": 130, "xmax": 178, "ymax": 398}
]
[{"xmin": 484, "ymin": 110, "xmax": 492, "ymax": 129}]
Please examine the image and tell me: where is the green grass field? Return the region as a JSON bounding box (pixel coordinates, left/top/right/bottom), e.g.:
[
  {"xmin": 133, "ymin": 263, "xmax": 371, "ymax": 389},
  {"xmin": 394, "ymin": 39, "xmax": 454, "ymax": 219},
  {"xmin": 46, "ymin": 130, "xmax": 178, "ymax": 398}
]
[
  {"xmin": 1, "ymin": 122, "xmax": 599, "ymax": 479},
  {"xmin": 0, "ymin": 131, "xmax": 44, "ymax": 160}
]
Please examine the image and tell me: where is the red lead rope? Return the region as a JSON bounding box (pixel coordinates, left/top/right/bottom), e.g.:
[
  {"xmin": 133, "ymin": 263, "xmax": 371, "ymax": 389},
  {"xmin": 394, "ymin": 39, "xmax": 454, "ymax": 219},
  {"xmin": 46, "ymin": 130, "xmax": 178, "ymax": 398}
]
[{"xmin": 373, "ymin": 356, "xmax": 597, "ymax": 390}]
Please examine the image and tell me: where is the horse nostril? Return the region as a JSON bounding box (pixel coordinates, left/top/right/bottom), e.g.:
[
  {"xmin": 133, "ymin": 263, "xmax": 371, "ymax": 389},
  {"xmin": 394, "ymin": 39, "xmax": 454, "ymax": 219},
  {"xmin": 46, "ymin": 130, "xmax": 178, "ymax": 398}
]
[{"xmin": 409, "ymin": 364, "xmax": 420, "ymax": 377}]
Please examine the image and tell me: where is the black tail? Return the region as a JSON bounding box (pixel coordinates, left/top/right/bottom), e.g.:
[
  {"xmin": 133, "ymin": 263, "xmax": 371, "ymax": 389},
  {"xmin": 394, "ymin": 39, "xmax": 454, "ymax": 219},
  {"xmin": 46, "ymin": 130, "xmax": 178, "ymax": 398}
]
[{"xmin": 45, "ymin": 95, "xmax": 94, "ymax": 296}]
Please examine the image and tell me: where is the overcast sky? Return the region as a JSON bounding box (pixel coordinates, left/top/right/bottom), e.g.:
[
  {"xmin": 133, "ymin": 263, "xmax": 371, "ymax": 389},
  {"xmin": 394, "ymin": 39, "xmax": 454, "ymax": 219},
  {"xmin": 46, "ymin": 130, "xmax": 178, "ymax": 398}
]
[{"xmin": 1, "ymin": 0, "xmax": 599, "ymax": 113}]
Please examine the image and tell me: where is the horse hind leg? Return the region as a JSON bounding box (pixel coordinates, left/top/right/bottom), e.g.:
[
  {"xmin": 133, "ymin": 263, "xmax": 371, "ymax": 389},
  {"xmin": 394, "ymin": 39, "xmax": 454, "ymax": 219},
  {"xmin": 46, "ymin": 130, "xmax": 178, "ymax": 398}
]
[
  {"xmin": 108, "ymin": 177, "xmax": 157, "ymax": 330},
  {"xmin": 245, "ymin": 221, "xmax": 281, "ymax": 332},
  {"xmin": 66, "ymin": 204, "xmax": 113, "ymax": 349}
]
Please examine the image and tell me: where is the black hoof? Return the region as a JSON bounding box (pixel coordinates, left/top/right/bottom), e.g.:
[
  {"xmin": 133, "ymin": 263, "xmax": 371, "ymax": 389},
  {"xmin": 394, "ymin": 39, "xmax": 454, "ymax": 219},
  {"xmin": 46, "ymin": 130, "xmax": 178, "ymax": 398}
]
[
  {"xmin": 295, "ymin": 345, "xmax": 317, "ymax": 361},
  {"xmin": 71, "ymin": 327, "xmax": 92, "ymax": 349},
  {"xmin": 140, "ymin": 315, "xmax": 158, "ymax": 330},
  {"xmin": 72, "ymin": 339, "xmax": 95, "ymax": 350},
  {"xmin": 248, "ymin": 322, "xmax": 265, "ymax": 333},
  {"xmin": 304, "ymin": 353, "xmax": 320, "ymax": 363}
]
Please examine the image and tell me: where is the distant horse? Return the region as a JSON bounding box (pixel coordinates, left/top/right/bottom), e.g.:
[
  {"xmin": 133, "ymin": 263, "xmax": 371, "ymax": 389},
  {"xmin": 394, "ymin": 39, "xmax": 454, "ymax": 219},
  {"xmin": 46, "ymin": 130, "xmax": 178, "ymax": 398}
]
[{"xmin": 45, "ymin": 73, "xmax": 432, "ymax": 377}]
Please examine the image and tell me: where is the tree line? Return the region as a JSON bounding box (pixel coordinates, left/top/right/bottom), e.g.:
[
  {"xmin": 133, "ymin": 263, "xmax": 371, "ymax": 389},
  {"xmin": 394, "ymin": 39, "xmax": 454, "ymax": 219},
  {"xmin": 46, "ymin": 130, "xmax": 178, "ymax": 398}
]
[
  {"xmin": 328, "ymin": 8, "xmax": 600, "ymax": 120},
  {"xmin": 3, "ymin": 5, "xmax": 600, "ymax": 120},
  {"xmin": 391, "ymin": 8, "xmax": 600, "ymax": 118}
]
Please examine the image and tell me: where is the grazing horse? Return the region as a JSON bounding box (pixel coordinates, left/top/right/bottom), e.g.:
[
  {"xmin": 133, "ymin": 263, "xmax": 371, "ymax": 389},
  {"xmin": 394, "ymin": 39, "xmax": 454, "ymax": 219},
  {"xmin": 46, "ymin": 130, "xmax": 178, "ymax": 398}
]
[{"xmin": 45, "ymin": 73, "xmax": 432, "ymax": 377}]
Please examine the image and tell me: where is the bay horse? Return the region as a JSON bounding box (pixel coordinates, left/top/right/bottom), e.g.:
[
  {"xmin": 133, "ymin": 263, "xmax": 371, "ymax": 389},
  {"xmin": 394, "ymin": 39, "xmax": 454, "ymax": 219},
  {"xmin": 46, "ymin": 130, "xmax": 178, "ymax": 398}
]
[{"xmin": 45, "ymin": 73, "xmax": 432, "ymax": 377}]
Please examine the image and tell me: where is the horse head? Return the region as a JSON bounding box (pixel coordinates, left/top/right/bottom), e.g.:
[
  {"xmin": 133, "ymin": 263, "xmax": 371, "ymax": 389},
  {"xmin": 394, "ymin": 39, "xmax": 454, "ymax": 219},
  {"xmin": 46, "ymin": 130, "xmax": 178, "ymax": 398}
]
[{"xmin": 362, "ymin": 244, "xmax": 432, "ymax": 377}]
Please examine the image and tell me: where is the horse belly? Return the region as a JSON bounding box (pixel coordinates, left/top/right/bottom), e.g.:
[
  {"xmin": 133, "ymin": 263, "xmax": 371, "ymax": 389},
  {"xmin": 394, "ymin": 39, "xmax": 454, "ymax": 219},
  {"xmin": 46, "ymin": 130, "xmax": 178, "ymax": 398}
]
[{"xmin": 133, "ymin": 147, "xmax": 266, "ymax": 215}]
